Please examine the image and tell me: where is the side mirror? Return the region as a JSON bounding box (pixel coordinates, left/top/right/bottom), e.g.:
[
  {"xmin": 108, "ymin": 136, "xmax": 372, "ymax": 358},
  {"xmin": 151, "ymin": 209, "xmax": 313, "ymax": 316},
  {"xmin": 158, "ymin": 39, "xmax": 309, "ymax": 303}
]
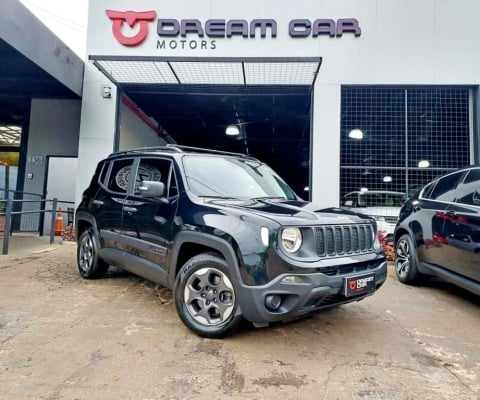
[
  {"xmin": 344, "ymin": 200, "xmax": 353, "ymax": 207},
  {"xmin": 138, "ymin": 181, "xmax": 166, "ymax": 199}
]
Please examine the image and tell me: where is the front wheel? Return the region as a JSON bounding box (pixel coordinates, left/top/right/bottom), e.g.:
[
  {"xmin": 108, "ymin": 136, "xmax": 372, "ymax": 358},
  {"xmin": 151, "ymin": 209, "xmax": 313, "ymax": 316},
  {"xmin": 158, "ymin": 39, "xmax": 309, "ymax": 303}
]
[
  {"xmin": 395, "ymin": 234, "xmax": 420, "ymax": 284},
  {"xmin": 77, "ymin": 228, "xmax": 109, "ymax": 279},
  {"xmin": 174, "ymin": 253, "xmax": 242, "ymax": 338}
]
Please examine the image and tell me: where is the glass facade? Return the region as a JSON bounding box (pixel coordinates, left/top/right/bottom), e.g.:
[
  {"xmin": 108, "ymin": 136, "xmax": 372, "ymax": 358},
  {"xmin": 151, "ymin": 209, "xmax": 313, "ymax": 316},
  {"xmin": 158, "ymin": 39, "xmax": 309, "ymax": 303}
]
[{"xmin": 340, "ymin": 87, "xmax": 473, "ymax": 199}]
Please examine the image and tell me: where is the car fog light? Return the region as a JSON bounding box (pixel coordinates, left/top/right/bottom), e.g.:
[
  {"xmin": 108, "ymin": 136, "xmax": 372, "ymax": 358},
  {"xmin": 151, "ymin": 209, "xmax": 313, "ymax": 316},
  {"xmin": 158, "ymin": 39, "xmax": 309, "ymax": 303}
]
[
  {"xmin": 265, "ymin": 294, "xmax": 282, "ymax": 311},
  {"xmin": 281, "ymin": 276, "xmax": 304, "ymax": 284}
]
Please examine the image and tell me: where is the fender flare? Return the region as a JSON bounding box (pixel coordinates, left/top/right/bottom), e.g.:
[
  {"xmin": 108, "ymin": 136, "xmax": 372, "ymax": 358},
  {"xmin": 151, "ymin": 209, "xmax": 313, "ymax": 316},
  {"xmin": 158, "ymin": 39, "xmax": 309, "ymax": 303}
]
[
  {"xmin": 168, "ymin": 230, "xmax": 241, "ymax": 288},
  {"xmin": 75, "ymin": 211, "xmax": 101, "ymax": 249}
]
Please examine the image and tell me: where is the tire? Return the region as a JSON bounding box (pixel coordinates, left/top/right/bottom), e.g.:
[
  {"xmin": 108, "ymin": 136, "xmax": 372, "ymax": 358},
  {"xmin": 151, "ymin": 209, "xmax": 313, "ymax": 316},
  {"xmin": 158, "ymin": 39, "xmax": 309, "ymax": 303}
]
[
  {"xmin": 77, "ymin": 228, "xmax": 109, "ymax": 279},
  {"xmin": 395, "ymin": 234, "xmax": 420, "ymax": 284},
  {"xmin": 174, "ymin": 253, "xmax": 242, "ymax": 338}
]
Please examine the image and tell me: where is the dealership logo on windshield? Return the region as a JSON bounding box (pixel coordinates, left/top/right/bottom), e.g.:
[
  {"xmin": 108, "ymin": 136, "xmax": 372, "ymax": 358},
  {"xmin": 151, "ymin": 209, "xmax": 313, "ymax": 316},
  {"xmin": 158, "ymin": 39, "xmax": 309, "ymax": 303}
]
[{"xmin": 106, "ymin": 10, "xmax": 361, "ymax": 50}]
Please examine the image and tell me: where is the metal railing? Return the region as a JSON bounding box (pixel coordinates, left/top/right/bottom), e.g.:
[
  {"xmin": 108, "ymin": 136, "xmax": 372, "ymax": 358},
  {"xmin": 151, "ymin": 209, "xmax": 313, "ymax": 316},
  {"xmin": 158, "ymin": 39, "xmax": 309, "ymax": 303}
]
[{"xmin": 0, "ymin": 189, "xmax": 74, "ymax": 255}]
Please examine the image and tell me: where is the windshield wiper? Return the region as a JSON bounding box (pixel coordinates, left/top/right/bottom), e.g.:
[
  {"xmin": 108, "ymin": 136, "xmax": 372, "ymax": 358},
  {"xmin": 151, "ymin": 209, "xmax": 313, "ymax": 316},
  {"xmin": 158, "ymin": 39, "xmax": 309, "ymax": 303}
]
[
  {"xmin": 253, "ymin": 196, "xmax": 287, "ymax": 200},
  {"xmin": 200, "ymin": 195, "xmax": 240, "ymax": 200}
]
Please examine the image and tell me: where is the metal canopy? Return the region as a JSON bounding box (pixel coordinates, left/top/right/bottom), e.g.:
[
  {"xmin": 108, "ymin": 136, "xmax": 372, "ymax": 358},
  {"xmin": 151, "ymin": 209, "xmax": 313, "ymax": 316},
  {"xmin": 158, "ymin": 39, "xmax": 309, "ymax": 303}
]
[{"xmin": 90, "ymin": 56, "xmax": 322, "ymax": 87}]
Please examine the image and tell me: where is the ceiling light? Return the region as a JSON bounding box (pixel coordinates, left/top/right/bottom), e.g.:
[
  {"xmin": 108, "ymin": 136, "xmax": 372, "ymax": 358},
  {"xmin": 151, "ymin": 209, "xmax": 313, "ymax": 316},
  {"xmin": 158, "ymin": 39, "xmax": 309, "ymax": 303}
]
[
  {"xmin": 383, "ymin": 176, "xmax": 393, "ymax": 183},
  {"xmin": 348, "ymin": 129, "xmax": 364, "ymax": 140},
  {"xmin": 225, "ymin": 124, "xmax": 240, "ymax": 136},
  {"xmin": 418, "ymin": 160, "xmax": 430, "ymax": 168},
  {"xmin": 360, "ymin": 187, "xmax": 369, "ymax": 192}
]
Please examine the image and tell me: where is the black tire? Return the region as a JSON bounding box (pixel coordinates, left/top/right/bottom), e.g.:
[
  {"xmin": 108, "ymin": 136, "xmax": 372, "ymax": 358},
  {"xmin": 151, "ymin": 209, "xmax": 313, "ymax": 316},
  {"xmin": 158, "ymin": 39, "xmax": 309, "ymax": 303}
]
[
  {"xmin": 395, "ymin": 234, "xmax": 420, "ymax": 284},
  {"xmin": 174, "ymin": 253, "xmax": 242, "ymax": 338},
  {"xmin": 77, "ymin": 228, "xmax": 109, "ymax": 279}
]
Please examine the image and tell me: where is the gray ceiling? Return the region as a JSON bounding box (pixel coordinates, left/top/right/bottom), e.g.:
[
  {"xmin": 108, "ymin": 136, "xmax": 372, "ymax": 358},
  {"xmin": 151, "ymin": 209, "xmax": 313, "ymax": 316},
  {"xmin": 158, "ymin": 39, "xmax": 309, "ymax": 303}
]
[{"xmin": 0, "ymin": 38, "xmax": 80, "ymax": 124}]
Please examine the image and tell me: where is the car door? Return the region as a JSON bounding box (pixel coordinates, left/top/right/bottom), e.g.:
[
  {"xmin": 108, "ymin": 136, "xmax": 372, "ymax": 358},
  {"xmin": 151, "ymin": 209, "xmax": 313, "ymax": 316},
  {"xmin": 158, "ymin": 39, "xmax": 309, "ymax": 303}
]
[
  {"xmin": 91, "ymin": 158, "xmax": 135, "ymax": 254},
  {"xmin": 122, "ymin": 157, "xmax": 179, "ymax": 286},
  {"xmin": 441, "ymin": 167, "xmax": 480, "ymax": 281},
  {"xmin": 415, "ymin": 171, "xmax": 465, "ymax": 267}
]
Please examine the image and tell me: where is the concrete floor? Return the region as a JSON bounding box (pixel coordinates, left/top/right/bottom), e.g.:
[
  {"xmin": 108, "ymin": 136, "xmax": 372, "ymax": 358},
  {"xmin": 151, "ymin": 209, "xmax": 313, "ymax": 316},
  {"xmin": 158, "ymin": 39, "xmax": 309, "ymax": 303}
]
[{"xmin": 1, "ymin": 245, "xmax": 479, "ymax": 400}]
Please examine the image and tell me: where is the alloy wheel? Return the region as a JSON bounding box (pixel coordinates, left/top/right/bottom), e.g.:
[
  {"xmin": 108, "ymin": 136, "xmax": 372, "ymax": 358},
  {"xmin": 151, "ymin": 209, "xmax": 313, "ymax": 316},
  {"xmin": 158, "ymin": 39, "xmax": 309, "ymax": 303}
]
[
  {"xmin": 395, "ymin": 238, "xmax": 410, "ymax": 279},
  {"xmin": 183, "ymin": 267, "xmax": 235, "ymax": 326}
]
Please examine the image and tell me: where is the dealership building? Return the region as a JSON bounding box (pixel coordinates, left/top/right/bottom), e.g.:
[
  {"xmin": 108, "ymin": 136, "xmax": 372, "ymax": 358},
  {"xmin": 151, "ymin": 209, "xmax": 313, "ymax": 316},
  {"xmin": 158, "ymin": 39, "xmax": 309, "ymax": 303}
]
[{"xmin": 2, "ymin": 0, "xmax": 480, "ymax": 222}]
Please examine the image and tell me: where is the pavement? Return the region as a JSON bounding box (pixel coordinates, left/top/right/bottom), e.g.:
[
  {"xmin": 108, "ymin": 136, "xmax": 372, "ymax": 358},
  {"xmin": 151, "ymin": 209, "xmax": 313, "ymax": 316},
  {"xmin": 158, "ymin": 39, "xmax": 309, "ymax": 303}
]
[
  {"xmin": 0, "ymin": 233, "xmax": 67, "ymax": 256},
  {"xmin": 1, "ymin": 243, "xmax": 480, "ymax": 399}
]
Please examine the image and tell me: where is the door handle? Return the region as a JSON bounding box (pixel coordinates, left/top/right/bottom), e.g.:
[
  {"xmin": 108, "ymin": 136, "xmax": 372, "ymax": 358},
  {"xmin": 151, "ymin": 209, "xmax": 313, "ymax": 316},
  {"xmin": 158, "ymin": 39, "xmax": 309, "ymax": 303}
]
[
  {"xmin": 445, "ymin": 210, "xmax": 456, "ymax": 217},
  {"xmin": 123, "ymin": 206, "xmax": 137, "ymax": 213},
  {"xmin": 93, "ymin": 200, "xmax": 104, "ymax": 206}
]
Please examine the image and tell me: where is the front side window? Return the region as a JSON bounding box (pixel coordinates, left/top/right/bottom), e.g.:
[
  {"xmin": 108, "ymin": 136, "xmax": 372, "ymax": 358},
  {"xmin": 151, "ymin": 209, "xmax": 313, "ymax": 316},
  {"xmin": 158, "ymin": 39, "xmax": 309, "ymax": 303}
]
[
  {"xmin": 429, "ymin": 171, "xmax": 464, "ymax": 202},
  {"xmin": 455, "ymin": 168, "xmax": 480, "ymax": 206},
  {"xmin": 133, "ymin": 158, "xmax": 177, "ymax": 198},
  {"xmin": 183, "ymin": 155, "xmax": 297, "ymax": 200}
]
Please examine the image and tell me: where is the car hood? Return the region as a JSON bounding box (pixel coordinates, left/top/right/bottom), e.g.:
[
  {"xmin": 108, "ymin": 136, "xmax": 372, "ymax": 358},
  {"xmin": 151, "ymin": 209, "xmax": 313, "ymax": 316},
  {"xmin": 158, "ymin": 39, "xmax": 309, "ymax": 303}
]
[{"xmin": 205, "ymin": 198, "xmax": 373, "ymax": 226}]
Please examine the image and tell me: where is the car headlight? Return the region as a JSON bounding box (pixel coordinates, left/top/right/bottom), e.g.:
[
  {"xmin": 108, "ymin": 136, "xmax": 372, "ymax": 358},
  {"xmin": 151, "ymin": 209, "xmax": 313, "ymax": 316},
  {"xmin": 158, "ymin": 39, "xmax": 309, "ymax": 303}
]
[
  {"xmin": 374, "ymin": 216, "xmax": 386, "ymax": 222},
  {"xmin": 281, "ymin": 227, "xmax": 302, "ymax": 253}
]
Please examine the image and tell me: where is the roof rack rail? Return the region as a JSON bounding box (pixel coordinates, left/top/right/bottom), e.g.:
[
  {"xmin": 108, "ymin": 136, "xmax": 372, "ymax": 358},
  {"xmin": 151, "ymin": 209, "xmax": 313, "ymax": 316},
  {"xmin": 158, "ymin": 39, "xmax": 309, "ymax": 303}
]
[
  {"xmin": 109, "ymin": 145, "xmax": 182, "ymax": 157},
  {"xmin": 166, "ymin": 144, "xmax": 251, "ymax": 158},
  {"xmin": 109, "ymin": 144, "xmax": 255, "ymax": 159}
]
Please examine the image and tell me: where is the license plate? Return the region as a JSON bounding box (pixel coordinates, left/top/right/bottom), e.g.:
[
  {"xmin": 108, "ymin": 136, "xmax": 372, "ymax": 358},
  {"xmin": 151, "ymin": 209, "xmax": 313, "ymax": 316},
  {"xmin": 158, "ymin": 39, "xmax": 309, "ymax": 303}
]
[{"xmin": 344, "ymin": 273, "xmax": 376, "ymax": 297}]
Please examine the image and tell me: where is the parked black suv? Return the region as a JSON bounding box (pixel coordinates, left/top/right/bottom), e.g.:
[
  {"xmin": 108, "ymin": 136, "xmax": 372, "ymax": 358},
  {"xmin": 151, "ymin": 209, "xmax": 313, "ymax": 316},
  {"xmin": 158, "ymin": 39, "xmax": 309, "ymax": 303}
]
[
  {"xmin": 75, "ymin": 145, "xmax": 387, "ymax": 338},
  {"xmin": 394, "ymin": 165, "xmax": 480, "ymax": 295}
]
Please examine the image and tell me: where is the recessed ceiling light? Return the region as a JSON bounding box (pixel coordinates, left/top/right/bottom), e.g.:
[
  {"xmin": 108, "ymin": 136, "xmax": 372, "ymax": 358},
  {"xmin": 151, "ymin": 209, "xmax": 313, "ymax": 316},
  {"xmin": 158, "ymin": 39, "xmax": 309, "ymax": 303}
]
[
  {"xmin": 225, "ymin": 125, "xmax": 240, "ymax": 136},
  {"xmin": 418, "ymin": 160, "xmax": 430, "ymax": 168},
  {"xmin": 348, "ymin": 129, "xmax": 364, "ymax": 140},
  {"xmin": 383, "ymin": 176, "xmax": 393, "ymax": 183}
]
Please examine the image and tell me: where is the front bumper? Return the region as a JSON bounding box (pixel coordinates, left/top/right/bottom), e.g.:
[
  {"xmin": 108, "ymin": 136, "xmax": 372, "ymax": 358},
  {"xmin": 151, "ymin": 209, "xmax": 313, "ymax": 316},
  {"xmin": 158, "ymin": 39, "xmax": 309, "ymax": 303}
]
[{"xmin": 236, "ymin": 260, "xmax": 388, "ymax": 325}]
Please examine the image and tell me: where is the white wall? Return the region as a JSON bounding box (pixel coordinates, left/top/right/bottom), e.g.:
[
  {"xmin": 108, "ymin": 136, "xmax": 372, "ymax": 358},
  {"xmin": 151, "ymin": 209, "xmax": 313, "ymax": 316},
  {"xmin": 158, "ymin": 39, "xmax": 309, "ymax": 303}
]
[
  {"xmin": 119, "ymin": 96, "xmax": 167, "ymax": 150},
  {"xmin": 90, "ymin": 0, "xmax": 480, "ymax": 84},
  {"xmin": 25, "ymin": 99, "xmax": 81, "ymax": 197}
]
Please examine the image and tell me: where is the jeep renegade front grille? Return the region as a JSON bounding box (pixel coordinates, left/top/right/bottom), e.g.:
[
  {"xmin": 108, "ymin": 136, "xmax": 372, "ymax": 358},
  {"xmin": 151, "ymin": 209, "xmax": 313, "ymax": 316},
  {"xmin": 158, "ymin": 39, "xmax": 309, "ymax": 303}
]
[{"xmin": 315, "ymin": 224, "xmax": 373, "ymax": 257}]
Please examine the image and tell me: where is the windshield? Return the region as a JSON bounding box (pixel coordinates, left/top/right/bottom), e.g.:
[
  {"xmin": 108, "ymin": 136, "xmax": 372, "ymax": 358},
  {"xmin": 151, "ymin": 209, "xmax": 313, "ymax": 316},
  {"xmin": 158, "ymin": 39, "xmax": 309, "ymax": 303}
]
[
  {"xmin": 183, "ymin": 155, "xmax": 297, "ymax": 200},
  {"xmin": 359, "ymin": 192, "xmax": 406, "ymax": 207}
]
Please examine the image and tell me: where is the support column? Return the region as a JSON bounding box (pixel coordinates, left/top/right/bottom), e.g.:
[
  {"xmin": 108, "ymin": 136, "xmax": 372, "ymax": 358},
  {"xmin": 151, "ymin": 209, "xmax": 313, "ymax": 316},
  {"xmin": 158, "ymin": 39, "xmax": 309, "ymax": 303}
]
[{"xmin": 311, "ymin": 83, "xmax": 342, "ymax": 208}]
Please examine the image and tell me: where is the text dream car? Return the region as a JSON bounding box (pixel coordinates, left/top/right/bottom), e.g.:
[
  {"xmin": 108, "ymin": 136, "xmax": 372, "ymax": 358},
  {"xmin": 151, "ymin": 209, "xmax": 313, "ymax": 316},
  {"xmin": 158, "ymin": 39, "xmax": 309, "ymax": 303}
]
[
  {"xmin": 394, "ymin": 165, "xmax": 480, "ymax": 295},
  {"xmin": 76, "ymin": 146, "xmax": 387, "ymax": 338}
]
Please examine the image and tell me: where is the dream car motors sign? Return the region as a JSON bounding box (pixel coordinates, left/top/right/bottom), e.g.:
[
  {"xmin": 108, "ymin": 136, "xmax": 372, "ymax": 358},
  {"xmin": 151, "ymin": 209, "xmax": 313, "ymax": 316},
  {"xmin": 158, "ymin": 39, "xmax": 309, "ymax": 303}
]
[{"xmin": 105, "ymin": 10, "xmax": 361, "ymax": 51}]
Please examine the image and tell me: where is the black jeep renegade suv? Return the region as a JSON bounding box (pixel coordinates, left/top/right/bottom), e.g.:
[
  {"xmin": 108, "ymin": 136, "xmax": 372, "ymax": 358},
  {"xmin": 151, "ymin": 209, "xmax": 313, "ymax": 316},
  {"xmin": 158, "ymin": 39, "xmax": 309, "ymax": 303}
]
[{"xmin": 75, "ymin": 145, "xmax": 387, "ymax": 338}]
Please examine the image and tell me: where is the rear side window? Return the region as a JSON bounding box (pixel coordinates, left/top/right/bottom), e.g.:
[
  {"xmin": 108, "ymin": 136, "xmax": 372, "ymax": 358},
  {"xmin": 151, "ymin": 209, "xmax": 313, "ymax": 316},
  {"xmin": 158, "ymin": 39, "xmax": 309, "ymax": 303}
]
[
  {"xmin": 455, "ymin": 168, "xmax": 480, "ymax": 206},
  {"xmin": 107, "ymin": 159, "xmax": 135, "ymax": 194},
  {"xmin": 428, "ymin": 171, "xmax": 464, "ymax": 202}
]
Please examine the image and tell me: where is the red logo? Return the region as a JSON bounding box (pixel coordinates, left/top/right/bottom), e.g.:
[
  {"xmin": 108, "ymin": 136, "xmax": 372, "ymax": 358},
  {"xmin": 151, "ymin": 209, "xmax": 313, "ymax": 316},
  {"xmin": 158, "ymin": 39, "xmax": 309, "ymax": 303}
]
[
  {"xmin": 106, "ymin": 10, "xmax": 156, "ymax": 46},
  {"xmin": 349, "ymin": 280, "xmax": 357, "ymax": 290}
]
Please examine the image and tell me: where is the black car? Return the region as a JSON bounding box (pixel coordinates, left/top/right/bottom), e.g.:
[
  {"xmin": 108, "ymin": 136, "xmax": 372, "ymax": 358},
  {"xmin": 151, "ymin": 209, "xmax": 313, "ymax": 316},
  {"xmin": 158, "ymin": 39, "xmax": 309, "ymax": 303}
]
[
  {"xmin": 394, "ymin": 165, "xmax": 480, "ymax": 295},
  {"xmin": 75, "ymin": 145, "xmax": 387, "ymax": 338}
]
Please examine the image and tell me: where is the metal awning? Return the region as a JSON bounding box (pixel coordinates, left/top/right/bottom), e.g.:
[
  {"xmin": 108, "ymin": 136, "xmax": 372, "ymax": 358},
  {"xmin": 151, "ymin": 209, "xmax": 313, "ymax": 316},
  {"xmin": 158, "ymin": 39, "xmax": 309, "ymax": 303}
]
[{"xmin": 89, "ymin": 56, "xmax": 322, "ymax": 87}]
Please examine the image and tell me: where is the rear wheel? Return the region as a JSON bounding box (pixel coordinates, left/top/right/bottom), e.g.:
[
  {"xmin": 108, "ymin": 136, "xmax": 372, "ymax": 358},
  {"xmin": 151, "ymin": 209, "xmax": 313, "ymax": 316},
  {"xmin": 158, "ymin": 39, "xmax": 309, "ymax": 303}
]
[
  {"xmin": 395, "ymin": 234, "xmax": 420, "ymax": 284},
  {"xmin": 174, "ymin": 253, "xmax": 242, "ymax": 338},
  {"xmin": 77, "ymin": 228, "xmax": 109, "ymax": 279}
]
